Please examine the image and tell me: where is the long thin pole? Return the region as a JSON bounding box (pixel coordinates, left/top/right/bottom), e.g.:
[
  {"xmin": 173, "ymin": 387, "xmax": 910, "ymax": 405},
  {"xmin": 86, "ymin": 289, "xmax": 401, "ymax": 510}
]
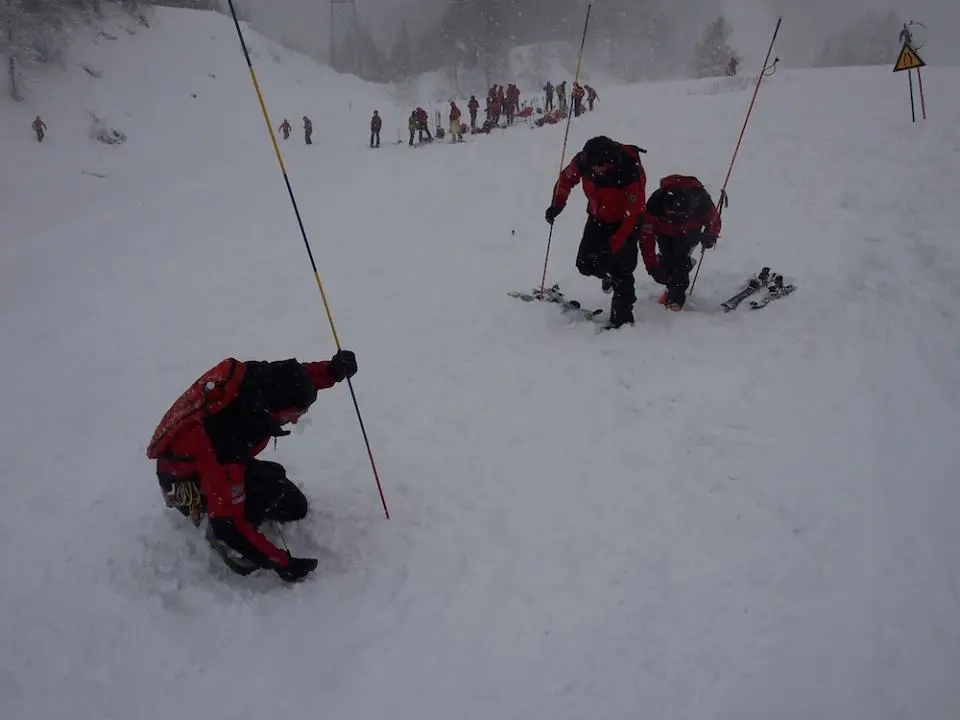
[
  {"xmin": 225, "ymin": 0, "xmax": 389, "ymax": 519},
  {"xmin": 690, "ymin": 17, "xmax": 782, "ymax": 297},
  {"xmin": 908, "ymin": 69, "xmax": 916, "ymax": 122},
  {"xmin": 539, "ymin": 3, "xmax": 592, "ymax": 294},
  {"xmin": 916, "ymin": 66, "xmax": 926, "ymax": 119}
]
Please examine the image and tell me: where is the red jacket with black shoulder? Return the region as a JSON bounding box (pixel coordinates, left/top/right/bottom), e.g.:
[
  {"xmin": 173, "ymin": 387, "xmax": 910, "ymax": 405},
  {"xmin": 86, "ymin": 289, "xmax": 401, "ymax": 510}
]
[
  {"xmin": 148, "ymin": 359, "xmax": 340, "ymax": 569},
  {"xmin": 639, "ymin": 175, "xmax": 722, "ymax": 277},
  {"xmin": 551, "ymin": 143, "xmax": 647, "ymax": 252}
]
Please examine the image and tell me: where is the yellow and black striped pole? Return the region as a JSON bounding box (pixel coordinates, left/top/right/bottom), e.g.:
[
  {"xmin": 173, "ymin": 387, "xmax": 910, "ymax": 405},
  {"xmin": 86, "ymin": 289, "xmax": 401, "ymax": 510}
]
[{"xmin": 225, "ymin": 0, "xmax": 389, "ymax": 519}]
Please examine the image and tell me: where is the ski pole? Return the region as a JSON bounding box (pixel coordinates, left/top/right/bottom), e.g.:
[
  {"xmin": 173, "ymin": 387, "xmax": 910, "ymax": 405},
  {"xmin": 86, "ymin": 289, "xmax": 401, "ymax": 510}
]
[
  {"xmin": 539, "ymin": 3, "xmax": 592, "ymax": 295},
  {"xmin": 690, "ymin": 17, "xmax": 782, "ymax": 297},
  {"xmin": 225, "ymin": 0, "xmax": 389, "ymax": 519}
]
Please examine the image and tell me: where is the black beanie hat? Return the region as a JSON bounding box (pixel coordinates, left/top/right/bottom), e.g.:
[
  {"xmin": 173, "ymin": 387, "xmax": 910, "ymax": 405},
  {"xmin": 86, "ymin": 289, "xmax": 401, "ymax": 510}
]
[{"xmin": 258, "ymin": 359, "xmax": 318, "ymax": 412}]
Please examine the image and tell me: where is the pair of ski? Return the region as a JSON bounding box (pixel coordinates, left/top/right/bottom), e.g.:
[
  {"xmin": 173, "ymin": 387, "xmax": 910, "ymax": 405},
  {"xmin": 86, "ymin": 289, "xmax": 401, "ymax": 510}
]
[
  {"xmin": 508, "ymin": 284, "xmax": 606, "ymax": 323},
  {"xmin": 510, "ymin": 267, "xmax": 796, "ymax": 322},
  {"xmin": 720, "ymin": 267, "xmax": 797, "ymax": 312}
]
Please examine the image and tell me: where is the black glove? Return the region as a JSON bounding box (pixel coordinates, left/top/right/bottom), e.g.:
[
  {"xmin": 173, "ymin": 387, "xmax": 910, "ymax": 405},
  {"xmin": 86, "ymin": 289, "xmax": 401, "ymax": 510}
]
[
  {"xmin": 545, "ymin": 205, "xmax": 560, "ymax": 225},
  {"xmin": 328, "ymin": 349, "xmax": 357, "ymax": 382},
  {"xmin": 680, "ymin": 228, "xmax": 714, "ymax": 252},
  {"xmin": 275, "ymin": 555, "xmax": 318, "ymax": 583}
]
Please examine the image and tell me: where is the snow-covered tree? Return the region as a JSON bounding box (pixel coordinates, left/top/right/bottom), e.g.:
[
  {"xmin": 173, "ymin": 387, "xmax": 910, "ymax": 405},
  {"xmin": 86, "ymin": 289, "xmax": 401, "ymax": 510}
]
[{"xmin": 693, "ymin": 15, "xmax": 737, "ymax": 79}]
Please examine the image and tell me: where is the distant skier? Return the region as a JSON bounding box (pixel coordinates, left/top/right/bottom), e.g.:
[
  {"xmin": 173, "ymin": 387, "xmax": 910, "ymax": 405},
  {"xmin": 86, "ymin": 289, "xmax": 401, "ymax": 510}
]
[
  {"xmin": 32, "ymin": 115, "xmax": 47, "ymax": 142},
  {"xmin": 146, "ymin": 351, "xmax": 358, "ymax": 581},
  {"xmin": 571, "ymin": 83, "xmax": 585, "ymax": 117},
  {"xmin": 370, "ymin": 110, "xmax": 382, "ymax": 148},
  {"xmin": 278, "ymin": 118, "xmax": 291, "ymax": 140},
  {"xmin": 545, "ymin": 136, "xmax": 648, "ymax": 329},
  {"xmin": 414, "ymin": 106, "xmax": 432, "ymax": 143},
  {"xmin": 543, "ymin": 81, "xmax": 554, "ymax": 112},
  {"xmin": 639, "ymin": 174, "xmax": 722, "ymax": 311},
  {"xmin": 727, "ymin": 56, "xmax": 739, "ymax": 76},
  {"xmin": 556, "ymin": 81, "xmax": 567, "ymax": 113},
  {"xmin": 468, "ymin": 95, "xmax": 479, "ymax": 131},
  {"xmin": 585, "ymin": 85, "xmax": 598, "ymax": 111},
  {"xmin": 449, "ymin": 101, "xmax": 463, "ymax": 142},
  {"xmin": 302, "ymin": 116, "xmax": 313, "ymax": 145}
]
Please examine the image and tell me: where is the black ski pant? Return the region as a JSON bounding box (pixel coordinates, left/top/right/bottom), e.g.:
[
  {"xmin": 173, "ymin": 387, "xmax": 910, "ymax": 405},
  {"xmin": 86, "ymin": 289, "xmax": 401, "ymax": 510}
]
[
  {"xmin": 370, "ymin": 130, "xmax": 380, "ymax": 147},
  {"xmin": 655, "ymin": 232, "xmax": 700, "ymax": 304},
  {"xmin": 576, "ymin": 217, "xmax": 639, "ymax": 324},
  {"xmin": 241, "ymin": 459, "xmax": 308, "ymax": 526}
]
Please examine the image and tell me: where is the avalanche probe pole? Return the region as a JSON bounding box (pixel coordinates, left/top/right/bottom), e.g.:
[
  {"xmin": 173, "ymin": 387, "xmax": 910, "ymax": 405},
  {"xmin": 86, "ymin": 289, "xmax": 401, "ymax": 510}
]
[
  {"xmin": 689, "ymin": 16, "xmax": 782, "ymax": 298},
  {"xmin": 225, "ymin": 0, "xmax": 390, "ymax": 519},
  {"xmin": 539, "ymin": 3, "xmax": 592, "ymax": 295}
]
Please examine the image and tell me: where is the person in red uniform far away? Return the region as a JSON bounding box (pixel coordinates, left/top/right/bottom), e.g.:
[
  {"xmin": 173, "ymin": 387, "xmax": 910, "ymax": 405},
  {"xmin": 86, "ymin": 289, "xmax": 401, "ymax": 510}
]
[
  {"xmin": 639, "ymin": 174, "xmax": 722, "ymax": 312},
  {"xmin": 146, "ymin": 350, "xmax": 358, "ymax": 582},
  {"xmin": 545, "ymin": 136, "xmax": 648, "ymax": 329}
]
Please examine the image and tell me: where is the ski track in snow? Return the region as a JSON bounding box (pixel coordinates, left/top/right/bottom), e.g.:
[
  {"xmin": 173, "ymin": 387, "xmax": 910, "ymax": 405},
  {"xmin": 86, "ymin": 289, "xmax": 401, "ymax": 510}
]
[{"xmin": 1, "ymin": 8, "xmax": 959, "ymax": 720}]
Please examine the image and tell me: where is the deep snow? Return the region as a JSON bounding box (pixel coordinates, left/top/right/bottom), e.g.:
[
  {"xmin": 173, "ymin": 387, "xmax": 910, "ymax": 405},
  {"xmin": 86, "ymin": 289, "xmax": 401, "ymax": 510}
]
[{"xmin": 2, "ymin": 7, "xmax": 959, "ymax": 720}]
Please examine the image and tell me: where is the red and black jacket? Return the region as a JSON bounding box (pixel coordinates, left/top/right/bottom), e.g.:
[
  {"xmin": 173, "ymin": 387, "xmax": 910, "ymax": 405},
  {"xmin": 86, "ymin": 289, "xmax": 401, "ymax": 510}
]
[
  {"xmin": 551, "ymin": 142, "xmax": 647, "ymax": 252},
  {"xmin": 151, "ymin": 359, "xmax": 340, "ymax": 569},
  {"xmin": 640, "ymin": 175, "xmax": 722, "ymax": 278}
]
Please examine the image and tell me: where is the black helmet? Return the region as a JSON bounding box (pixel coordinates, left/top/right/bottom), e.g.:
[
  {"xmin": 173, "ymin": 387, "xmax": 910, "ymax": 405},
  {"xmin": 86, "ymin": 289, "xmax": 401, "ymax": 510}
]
[
  {"xmin": 579, "ymin": 136, "xmax": 620, "ymax": 179},
  {"xmin": 581, "ymin": 136, "xmax": 618, "ymax": 165},
  {"xmin": 662, "ymin": 188, "xmax": 697, "ymax": 219},
  {"xmin": 256, "ymin": 359, "xmax": 318, "ymax": 413}
]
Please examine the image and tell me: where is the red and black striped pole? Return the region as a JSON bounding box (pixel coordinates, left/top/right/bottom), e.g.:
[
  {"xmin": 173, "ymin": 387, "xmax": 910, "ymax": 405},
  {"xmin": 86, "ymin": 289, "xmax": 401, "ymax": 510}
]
[{"xmin": 690, "ymin": 16, "xmax": 782, "ymax": 297}]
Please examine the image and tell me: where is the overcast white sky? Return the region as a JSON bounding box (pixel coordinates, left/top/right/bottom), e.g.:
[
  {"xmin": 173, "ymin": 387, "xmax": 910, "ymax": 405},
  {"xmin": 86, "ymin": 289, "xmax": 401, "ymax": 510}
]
[{"xmin": 237, "ymin": 0, "xmax": 959, "ymax": 68}]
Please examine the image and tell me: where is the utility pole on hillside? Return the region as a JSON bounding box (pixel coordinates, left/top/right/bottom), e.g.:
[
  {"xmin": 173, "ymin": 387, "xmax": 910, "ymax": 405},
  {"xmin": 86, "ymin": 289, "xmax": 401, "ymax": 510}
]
[{"xmin": 329, "ymin": 0, "xmax": 361, "ymax": 76}]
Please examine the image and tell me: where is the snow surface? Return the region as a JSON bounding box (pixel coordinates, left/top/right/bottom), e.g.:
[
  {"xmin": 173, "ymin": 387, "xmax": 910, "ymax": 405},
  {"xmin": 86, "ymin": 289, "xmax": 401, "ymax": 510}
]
[{"xmin": 2, "ymin": 7, "xmax": 960, "ymax": 720}]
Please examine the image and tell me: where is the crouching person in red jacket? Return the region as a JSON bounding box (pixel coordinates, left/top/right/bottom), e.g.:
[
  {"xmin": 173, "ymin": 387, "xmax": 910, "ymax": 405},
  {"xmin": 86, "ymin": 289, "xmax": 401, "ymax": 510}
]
[
  {"xmin": 146, "ymin": 350, "xmax": 358, "ymax": 582},
  {"xmin": 546, "ymin": 136, "xmax": 647, "ymax": 329},
  {"xmin": 640, "ymin": 175, "xmax": 721, "ymax": 311}
]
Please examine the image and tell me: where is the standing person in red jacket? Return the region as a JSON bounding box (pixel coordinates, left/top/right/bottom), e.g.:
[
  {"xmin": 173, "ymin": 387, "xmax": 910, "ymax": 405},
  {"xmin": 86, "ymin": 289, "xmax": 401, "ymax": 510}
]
[
  {"xmin": 147, "ymin": 350, "xmax": 358, "ymax": 581},
  {"xmin": 449, "ymin": 101, "xmax": 463, "ymax": 142},
  {"xmin": 571, "ymin": 83, "xmax": 585, "ymax": 117},
  {"xmin": 639, "ymin": 175, "xmax": 721, "ymax": 311},
  {"xmin": 468, "ymin": 95, "xmax": 480, "ymax": 131},
  {"xmin": 584, "ymin": 85, "xmax": 598, "ymax": 111},
  {"xmin": 278, "ymin": 118, "xmax": 292, "ymax": 139},
  {"xmin": 545, "ymin": 136, "xmax": 648, "ymax": 329},
  {"xmin": 370, "ymin": 110, "xmax": 382, "ymax": 148}
]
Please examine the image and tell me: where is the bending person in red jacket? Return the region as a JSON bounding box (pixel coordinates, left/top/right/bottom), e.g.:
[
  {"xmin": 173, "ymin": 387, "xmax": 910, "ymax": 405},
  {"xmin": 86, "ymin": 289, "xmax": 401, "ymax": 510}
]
[
  {"xmin": 546, "ymin": 136, "xmax": 647, "ymax": 328},
  {"xmin": 640, "ymin": 175, "xmax": 721, "ymax": 311},
  {"xmin": 146, "ymin": 350, "xmax": 358, "ymax": 582}
]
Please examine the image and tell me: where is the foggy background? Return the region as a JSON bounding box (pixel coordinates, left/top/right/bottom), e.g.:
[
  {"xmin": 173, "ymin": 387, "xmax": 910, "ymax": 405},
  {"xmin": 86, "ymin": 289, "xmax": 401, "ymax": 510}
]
[
  {"xmin": 1, "ymin": 0, "xmax": 956, "ymax": 105},
  {"xmin": 236, "ymin": 0, "xmax": 959, "ymax": 81}
]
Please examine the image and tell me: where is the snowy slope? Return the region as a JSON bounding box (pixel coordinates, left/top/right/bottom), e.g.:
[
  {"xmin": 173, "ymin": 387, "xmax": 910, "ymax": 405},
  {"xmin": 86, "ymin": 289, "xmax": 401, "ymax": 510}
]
[{"xmin": 2, "ymin": 7, "xmax": 960, "ymax": 720}]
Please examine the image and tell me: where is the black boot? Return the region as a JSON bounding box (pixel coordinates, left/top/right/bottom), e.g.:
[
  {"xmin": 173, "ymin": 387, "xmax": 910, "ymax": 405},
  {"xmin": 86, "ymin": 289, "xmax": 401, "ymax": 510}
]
[{"xmin": 607, "ymin": 276, "xmax": 636, "ymax": 329}]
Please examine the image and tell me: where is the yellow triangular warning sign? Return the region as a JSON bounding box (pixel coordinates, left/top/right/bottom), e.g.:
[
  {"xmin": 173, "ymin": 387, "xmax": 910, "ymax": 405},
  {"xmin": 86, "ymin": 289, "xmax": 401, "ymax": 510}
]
[{"xmin": 893, "ymin": 43, "xmax": 925, "ymax": 72}]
